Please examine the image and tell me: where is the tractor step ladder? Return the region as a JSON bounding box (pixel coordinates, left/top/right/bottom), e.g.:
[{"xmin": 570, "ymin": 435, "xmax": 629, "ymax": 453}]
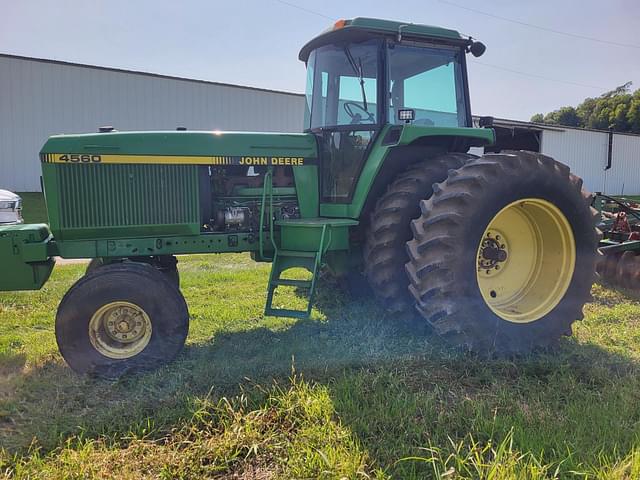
[
  {"xmin": 264, "ymin": 227, "xmax": 327, "ymax": 319},
  {"xmin": 260, "ymin": 168, "xmax": 357, "ymax": 319}
]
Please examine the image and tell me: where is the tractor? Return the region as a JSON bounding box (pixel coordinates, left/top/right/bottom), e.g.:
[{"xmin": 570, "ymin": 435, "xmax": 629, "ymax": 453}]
[{"xmin": 0, "ymin": 18, "xmax": 599, "ymax": 377}]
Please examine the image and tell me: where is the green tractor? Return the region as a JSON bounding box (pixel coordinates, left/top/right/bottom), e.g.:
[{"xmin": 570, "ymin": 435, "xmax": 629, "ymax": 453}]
[{"xmin": 0, "ymin": 18, "xmax": 599, "ymax": 377}]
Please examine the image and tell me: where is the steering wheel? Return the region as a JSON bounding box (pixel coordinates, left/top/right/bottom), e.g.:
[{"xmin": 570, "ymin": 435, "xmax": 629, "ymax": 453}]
[{"xmin": 343, "ymin": 102, "xmax": 375, "ymax": 124}]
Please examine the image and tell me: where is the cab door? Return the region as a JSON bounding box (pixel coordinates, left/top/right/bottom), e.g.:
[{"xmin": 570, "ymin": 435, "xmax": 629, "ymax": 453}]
[
  {"xmin": 303, "ymin": 39, "xmax": 383, "ymax": 213},
  {"xmin": 318, "ymin": 128, "xmax": 376, "ymax": 204}
]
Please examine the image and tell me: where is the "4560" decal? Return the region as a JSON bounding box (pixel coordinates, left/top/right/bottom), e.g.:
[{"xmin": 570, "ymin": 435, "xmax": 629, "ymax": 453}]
[{"xmin": 59, "ymin": 154, "xmax": 102, "ymax": 163}]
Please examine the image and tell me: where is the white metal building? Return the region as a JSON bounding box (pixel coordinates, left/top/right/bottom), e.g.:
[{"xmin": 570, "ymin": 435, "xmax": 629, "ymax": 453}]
[
  {"xmin": 1, "ymin": 53, "xmax": 639, "ymax": 194},
  {"xmin": 0, "ymin": 54, "xmax": 305, "ymax": 191},
  {"xmin": 479, "ymin": 118, "xmax": 640, "ymax": 196}
]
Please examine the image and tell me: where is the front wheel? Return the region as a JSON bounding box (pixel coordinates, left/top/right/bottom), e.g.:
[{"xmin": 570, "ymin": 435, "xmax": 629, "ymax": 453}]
[
  {"xmin": 406, "ymin": 151, "xmax": 599, "ymax": 353},
  {"xmin": 86, "ymin": 256, "xmax": 180, "ymax": 289},
  {"xmin": 56, "ymin": 262, "xmax": 189, "ymax": 377}
]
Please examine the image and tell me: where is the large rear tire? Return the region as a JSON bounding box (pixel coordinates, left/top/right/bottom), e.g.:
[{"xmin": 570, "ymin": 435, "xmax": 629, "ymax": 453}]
[
  {"xmin": 56, "ymin": 262, "xmax": 189, "ymax": 378},
  {"xmin": 406, "ymin": 151, "xmax": 599, "ymax": 353},
  {"xmin": 364, "ymin": 153, "xmax": 474, "ymax": 311}
]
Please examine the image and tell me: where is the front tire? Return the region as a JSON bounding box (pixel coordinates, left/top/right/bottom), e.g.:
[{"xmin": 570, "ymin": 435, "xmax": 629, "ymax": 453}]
[
  {"xmin": 406, "ymin": 151, "xmax": 599, "ymax": 353},
  {"xmin": 86, "ymin": 256, "xmax": 180, "ymax": 288},
  {"xmin": 56, "ymin": 262, "xmax": 189, "ymax": 377}
]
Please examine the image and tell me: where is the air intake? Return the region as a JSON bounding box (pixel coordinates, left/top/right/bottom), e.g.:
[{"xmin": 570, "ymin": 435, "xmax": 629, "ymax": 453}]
[{"xmin": 51, "ymin": 163, "xmax": 200, "ymax": 240}]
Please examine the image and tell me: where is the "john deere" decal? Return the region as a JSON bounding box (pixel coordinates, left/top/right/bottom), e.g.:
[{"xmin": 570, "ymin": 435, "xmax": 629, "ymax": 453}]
[{"xmin": 40, "ymin": 154, "xmax": 317, "ymax": 166}]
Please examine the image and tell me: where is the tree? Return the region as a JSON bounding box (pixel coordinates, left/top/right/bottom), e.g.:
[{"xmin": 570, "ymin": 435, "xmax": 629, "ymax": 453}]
[
  {"xmin": 530, "ymin": 82, "xmax": 640, "ymax": 134},
  {"xmin": 543, "ymin": 106, "xmax": 581, "ymax": 127},
  {"xmin": 628, "ymin": 90, "xmax": 640, "ymax": 132}
]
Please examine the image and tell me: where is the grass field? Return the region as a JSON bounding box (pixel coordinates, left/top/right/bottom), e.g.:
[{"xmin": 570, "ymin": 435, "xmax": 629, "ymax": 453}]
[
  {"xmin": 1, "ymin": 254, "xmax": 640, "ymax": 479},
  {"xmin": 15, "ymin": 193, "xmax": 48, "ymax": 224}
]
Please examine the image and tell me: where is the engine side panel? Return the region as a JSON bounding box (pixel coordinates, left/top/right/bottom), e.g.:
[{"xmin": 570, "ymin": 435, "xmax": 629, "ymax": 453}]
[{"xmin": 39, "ymin": 131, "xmax": 318, "ymax": 243}]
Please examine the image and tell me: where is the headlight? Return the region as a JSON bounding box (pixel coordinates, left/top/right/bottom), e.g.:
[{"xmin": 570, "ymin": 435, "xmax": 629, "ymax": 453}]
[{"xmin": 0, "ymin": 201, "xmax": 16, "ymax": 210}]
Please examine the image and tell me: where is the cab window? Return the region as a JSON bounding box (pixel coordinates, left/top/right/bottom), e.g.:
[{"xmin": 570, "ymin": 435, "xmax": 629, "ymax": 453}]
[
  {"xmin": 387, "ymin": 43, "xmax": 468, "ymax": 127},
  {"xmin": 305, "ymin": 40, "xmax": 380, "ymax": 129}
]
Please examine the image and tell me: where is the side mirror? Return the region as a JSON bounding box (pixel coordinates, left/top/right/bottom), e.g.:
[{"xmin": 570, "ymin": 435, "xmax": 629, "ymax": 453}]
[
  {"xmin": 469, "ymin": 41, "xmax": 486, "ymax": 57},
  {"xmin": 479, "ymin": 116, "xmax": 494, "ymax": 128}
]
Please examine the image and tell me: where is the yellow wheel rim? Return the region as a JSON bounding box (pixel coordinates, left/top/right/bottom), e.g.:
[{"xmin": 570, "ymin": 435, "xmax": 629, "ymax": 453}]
[
  {"xmin": 476, "ymin": 198, "xmax": 576, "ymax": 323},
  {"xmin": 88, "ymin": 301, "xmax": 152, "ymax": 359}
]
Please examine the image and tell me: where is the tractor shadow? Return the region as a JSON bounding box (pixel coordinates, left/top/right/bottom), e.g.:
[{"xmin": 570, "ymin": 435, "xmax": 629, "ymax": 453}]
[{"xmin": 2, "ymin": 278, "xmax": 640, "ymax": 474}]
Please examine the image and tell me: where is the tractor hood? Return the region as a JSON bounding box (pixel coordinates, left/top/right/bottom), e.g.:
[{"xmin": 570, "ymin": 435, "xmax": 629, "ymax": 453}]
[{"xmin": 40, "ymin": 131, "xmax": 318, "ymax": 167}]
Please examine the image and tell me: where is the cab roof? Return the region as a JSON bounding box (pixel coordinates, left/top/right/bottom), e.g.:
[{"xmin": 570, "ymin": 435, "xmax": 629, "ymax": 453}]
[{"xmin": 299, "ymin": 17, "xmax": 467, "ymax": 62}]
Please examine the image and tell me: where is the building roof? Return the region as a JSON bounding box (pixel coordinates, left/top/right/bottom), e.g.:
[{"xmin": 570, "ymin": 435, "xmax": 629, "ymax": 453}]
[
  {"xmin": 0, "ymin": 53, "xmax": 304, "ymax": 98},
  {"xmin": 484, "ymin": 116, "xmax": 640, "ymax": 138}
]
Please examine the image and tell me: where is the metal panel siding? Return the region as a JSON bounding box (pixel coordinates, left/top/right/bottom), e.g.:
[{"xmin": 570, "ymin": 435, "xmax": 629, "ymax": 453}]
[
  {"xmin": 540, "ymin": 128, "xmax": 609, "ymax": 194},
  {"xmin": 0, "ymin": 55, "xmax": 305, "ymax": 191},
  {"xmin": 541, "ymin": 129, "xmax": 640, "ymax": 195},
  {"xmin": 604, "ymin": 134, "xmax": 640, "ymax": 195}
]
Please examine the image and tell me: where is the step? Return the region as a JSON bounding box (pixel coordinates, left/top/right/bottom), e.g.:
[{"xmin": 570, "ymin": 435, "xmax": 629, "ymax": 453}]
[
  {"xmin": 276, "ymin": 217, "xmax": 358, "ymax": 227},
  {"xmin": 277, "ymin": 217, "xmax": 358, "ymax": 252},
  {"xmin": 276, "ymin": 249, "xmax": 318, "ymax": 258},
  {"xmin": 264, "ymin": 307, "xmax": 310, "ymax": 319},
  {"xmin": 270, "ymin": 278, "xmax": 312, "ymax": 288}
]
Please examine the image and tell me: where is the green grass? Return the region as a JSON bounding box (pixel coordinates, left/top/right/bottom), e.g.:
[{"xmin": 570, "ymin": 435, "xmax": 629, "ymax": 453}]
[
  {"xmin": 1, "ymin": 254, "xmax": 640, "ymax": 479},
  {"xmin": 15, "ymin": 193, "xmax": 47, "ymax": 224}
]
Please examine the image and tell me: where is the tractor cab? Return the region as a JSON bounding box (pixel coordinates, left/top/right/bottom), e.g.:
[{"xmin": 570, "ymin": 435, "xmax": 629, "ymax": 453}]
[{"xmin": 298, "ymin": 18, "xmax": 486, "ymax": 208}]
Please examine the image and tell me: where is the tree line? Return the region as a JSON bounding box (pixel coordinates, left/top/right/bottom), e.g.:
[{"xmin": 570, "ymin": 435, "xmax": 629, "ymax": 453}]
[{"xmin": 530, "ymin": 82, "xmax": 640, "ymax": 133}]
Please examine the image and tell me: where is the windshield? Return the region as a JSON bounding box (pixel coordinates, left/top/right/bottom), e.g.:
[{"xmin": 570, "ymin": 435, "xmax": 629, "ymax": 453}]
[
  {"xmin": 304, "ymin": 40, "xmax": 379, "ymax": 130},
  {"xmin": 388, "ymin": 43, "xmax": 468, "ymax": 127}
]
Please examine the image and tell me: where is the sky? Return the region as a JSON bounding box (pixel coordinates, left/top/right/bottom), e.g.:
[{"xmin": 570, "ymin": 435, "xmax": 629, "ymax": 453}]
[{"xmin": 2, "ymin": 0, "xmax": 639, "ymax": 122}]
